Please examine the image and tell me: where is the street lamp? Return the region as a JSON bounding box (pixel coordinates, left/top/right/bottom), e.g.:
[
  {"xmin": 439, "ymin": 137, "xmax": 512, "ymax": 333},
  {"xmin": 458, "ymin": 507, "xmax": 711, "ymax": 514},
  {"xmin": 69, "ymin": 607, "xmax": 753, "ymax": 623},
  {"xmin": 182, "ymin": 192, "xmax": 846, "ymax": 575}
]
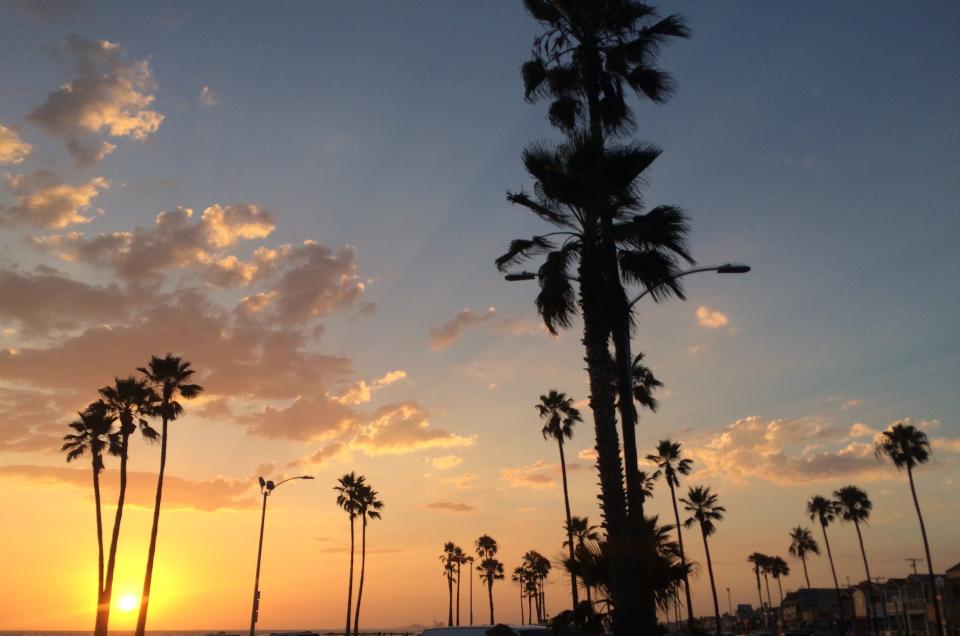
[
  {"xmin": 249, "ymin": 475, "xmax": 314, "ymax": 636},
  {"xmin": 627, "ymin": 263, "xmax": 750, "ymax": 307}
]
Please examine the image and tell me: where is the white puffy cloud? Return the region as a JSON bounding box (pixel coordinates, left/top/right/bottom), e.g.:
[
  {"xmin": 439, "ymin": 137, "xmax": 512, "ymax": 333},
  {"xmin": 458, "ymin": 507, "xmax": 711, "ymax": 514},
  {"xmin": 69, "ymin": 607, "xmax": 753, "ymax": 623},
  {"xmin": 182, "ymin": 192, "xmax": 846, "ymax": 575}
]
[
  {"xmin": 349, "ymin": 402, "xmax": 475, "ymax": 456},
  {"xmin": 1, "ymin": 172, "xmax": 108, "ymax": 228},
  {"xmin": 0, "ymin": 123, "xmax": 32, "ymax": 165},
  {"xmin": 28, "ymin": 35, "xmax": 163, "ymax": 165},
  {"xmin": 696, "ymin": 305, "xmax": 729, "ymax": 329}
]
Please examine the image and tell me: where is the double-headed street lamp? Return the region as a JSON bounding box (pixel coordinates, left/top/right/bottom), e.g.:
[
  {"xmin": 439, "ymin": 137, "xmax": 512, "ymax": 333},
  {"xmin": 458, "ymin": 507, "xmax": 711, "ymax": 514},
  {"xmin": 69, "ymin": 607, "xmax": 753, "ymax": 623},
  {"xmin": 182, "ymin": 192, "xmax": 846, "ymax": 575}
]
[
  {"xmin": 504, "ymin": 262, "xmax": 750, "ymax": 291},
  {"xmin": 249, "ymin": 475, "xmax": 314, "ymax": 636}
]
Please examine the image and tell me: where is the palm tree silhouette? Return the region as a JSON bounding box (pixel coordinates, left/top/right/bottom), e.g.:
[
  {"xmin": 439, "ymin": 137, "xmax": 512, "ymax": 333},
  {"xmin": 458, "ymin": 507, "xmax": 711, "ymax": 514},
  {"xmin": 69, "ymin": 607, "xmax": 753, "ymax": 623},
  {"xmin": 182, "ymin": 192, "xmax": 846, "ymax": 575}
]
[
  {"xmin": 96, "ymin": 376, "xmax": 159, "ymax": 636},
  {"xmin": 565, "ymin": 516, "xmax": 601, "ymax": 604},
  {"xmin": 681, "ymin": 486, "xmax": 725, "ymax": 636},
  {"xmin": 334, "ymin": 472, "xmax": 365, "ymax": 636},
  {"xmin": 62, "ymin": 400, "xmax": 118, "ymax": 607},
  {"xmin": 807, "ymin": 495, "xmax": 842, "ymax": 592},
  {"xmin": 770, "ymin": 556, "xmax": 789, "ymax": 605},
  {"xmin": 876, "ymin": 421, "xmax": 944, "ymax": 635},
  {"xmin": 759, "ymin": 555, "xmax": 774, "ymax": 618},
  {"xmin": 134, "ymin": 355, "xmax": 202, "ymax": 636},
  {"xmin": 523, "ymin": 550, "xmax": 552, "ymax": 622},
  {"xmin": 536, "ymin": 389, "xmax": 582, "ymax": 609},
  {"xmin": 440, "ymin": 541, "xmax": 458, "ymax": 626},
  {"xmin": 835, "ymin": 485, "xmax": 877, "ymax": 636},
  {"xmin": 351, "ymin": 483, "xmax": 382, "ymax": 636},
  {"xmin": 647, "ymin": 439, "xmax": 695, "ymax": 630},
  {"xmin": 512, "ymin": 567, "xmax": 526, "ymax": 624},
  {"xmin": 453, "ymin": 544, "xmax": 466, "ymax": 625},
  {"xmin": 476, "ymin": 535, "xmax": 504, "ymax": 624},
  {"xmin": 466, "ymin": 554, "xmax": 475, "ymax": 625},
  {"xmin": 788, "ymin": 526, "xmax": 819, "ymax": 588},
  {"xmin": 747, "ymin": 553, "xmax": 768, "ymax": 628}
]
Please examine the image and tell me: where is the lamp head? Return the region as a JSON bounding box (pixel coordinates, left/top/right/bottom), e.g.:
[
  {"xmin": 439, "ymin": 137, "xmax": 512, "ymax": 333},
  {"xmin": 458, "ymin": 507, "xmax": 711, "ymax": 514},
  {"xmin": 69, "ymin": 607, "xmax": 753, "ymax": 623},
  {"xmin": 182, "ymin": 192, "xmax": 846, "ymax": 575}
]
[
  {"xmin": 504, "ymin": 271, "xmax": 537, "ymax": 282},
  {"xmin": 716, "ymin": 264, "xmax": 751, "ymax": 274},
  {"xmin": 258, "ymin": 476, "xmax": 266, "ymax": 489}
]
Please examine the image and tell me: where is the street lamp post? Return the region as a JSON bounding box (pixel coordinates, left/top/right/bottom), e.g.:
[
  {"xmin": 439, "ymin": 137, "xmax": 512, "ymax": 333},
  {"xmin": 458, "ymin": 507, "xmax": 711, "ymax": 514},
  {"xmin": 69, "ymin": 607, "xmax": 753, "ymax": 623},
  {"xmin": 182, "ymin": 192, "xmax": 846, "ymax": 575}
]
[{"xmin": 249, "ymin": 475, "xmax": 314, "ymax": 636}]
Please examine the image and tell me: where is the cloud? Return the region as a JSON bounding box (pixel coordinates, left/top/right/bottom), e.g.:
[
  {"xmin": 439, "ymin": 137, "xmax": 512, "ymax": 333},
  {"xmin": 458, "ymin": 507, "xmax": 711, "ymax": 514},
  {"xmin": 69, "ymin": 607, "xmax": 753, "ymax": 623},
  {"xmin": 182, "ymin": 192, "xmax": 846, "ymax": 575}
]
[
  {"xmin": 696, "ymin": 306, "xmax": 729, "ymax": 329},
  {"xmin": 290, "ymin": 442, "xmax": 352, "ymax": 467},
  {"xmin": 428, "ymin": 306, "xmax": 496, "ymax": 351},
  {"xmin": 264, "ymin": 241, "xmax": 365, "ymax": 324},
  {"xmin": 241, "ymin": 394, "xmax": 357, "ymax": 441},
  {"xmin": 440, "ymin": 472, "xmax": 478, "ymax": 490},
  {"xmin": 424, "ymin": 501, "xmax": 476, "ymax": 513},
  {"xmin": 688, "ymin": 416, "xmax": 893, "ymax": 485},
  {"xmin": 2, "ymin": 172, "xmax": 108, "ymax": 228},
  {"xmin": 0, "ymin": 385, "xmax": 83, "ymax": 453},
  {"xmin": 28, "ymin": 35, "xmax": 163, "ymax": 165},
  {"xmin": 932, "ymin": 438, "xmax": 960, "ymax": 453},
  {"xmin": 430, "ymin": 455, "xmax": 464, "ymax": 470},
  {"xmin": 349, "ymin": 402, "xmax": 475, "ymax": 456},
  {"xmin": 334, "ymin": 370, "xmax": 407, "ymax": 406},
  {"xmin": 501, "ymin": 459, "xmax": 578, "ymax": 490},
  {"xmin": 841, "ymin": 399, "xmax": 862, "ymax": 411},
  {"xmin": 0, "ymin": 464, "xmax": 256, "ymax": 511},
  {"xmin": 32, "ymin": 204, "xmax": 277, "ymax": 284},
  {"xmin": 16, "ymin": 0, "xmax": 89, "ymax": 23},
  {"xmin": 848, "ymin": 422, "xmax": 876, "ymax": 438},
  {"xmin": 0, "ymin": 123, "xmax": 32, "ymax": 165},
  {"xmin": 578, "ymin": 448, "xmax": 598, "ymax": 461},
  {"xmin": 199, "ymin": 85, "xmax": 217, "ymax": 108}
]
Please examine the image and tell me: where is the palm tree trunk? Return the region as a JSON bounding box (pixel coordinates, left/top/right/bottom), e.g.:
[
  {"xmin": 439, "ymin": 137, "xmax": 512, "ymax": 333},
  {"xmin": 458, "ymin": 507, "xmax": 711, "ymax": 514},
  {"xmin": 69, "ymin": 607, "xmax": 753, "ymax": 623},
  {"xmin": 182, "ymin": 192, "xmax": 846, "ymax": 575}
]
[
  {"xmin": 853, "ymin": 519, "xmax": 878, "ymax": 636},
  {"xmin": 776, "ymin": 577, "xmax": 784, "ymax": 605},
  {"xmin": 352, "ymin": 516, "xmax": 368, "ymax": 636},
  {"xmin": 763, "ymin": 572, "xmax": 772, "ymax": 612},
  {"xmin": 908, "ymin": 466, "xmax": 945, "ymax": 636},
  {"xmin": 518, "ymin": 581, "xmax": 523, "ymax": 625},
  {"xmin": 753, "ymin": 569, "xmax": 764, "ymax": 628},
  {"xmin": 447, "ymin": 570, "xmax": 453, "ymax": 626},
  {"xmin": 801, "ymin": 554, "xmax": 810, "ymax": 588},
  {"xmin": 819, "ymin": 519, "xmax": 843, "ymax": 628},
  {"xmin": 557, "ymin": 439, "xmax": 579, "ymax": 609},
  {"xmin": 541, "ymin": 576, "xmax": 546, "ymax": 620},
  {"xmin": 701, "ymin": 527, "xmax": 722, "ymax": 636},
  {"xmin": 455, "ymin": 561, "xmax": 461, "ymax": 625},
  {"xmin": 92, "ymin": 461, "xmax": 104, "ymax": 596},
  {"xmin": 96, "ymin": 432, "xmax": 129, "ymax": 636},
  {"xmin": 527, "ymin": 588, "xmax": 533, "ymax": 624},
  {"xmin": 344, "ymin": 514, "xmax": 355, "ymax": 636},
  {"xmin": 469, "ymin": 563, "xmax": 473, "ymax": 625},
  {"xmin": 668, "ymin": 480, "xmax": 695, "ymax": 629},
  {"xmin": 135, "ymin": 415, "xmax": 169, "ymax": 636},
  {"xmin": 488, "ymin": 578, "xmax": 495, "ymax": 624}
]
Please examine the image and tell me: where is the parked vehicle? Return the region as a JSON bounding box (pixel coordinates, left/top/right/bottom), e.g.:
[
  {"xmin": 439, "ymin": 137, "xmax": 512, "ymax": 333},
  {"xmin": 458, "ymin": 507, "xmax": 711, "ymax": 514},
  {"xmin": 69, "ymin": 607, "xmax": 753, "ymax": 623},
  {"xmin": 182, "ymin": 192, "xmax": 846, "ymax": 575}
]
[{"xmin": 421, "ymin": 627, "xmax": 549, "ymax": 636}]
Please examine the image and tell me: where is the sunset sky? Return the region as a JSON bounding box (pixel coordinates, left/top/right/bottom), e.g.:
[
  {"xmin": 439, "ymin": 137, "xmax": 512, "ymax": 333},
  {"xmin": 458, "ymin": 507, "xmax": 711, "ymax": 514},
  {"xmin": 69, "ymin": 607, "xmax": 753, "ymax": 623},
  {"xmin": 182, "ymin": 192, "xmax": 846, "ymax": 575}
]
[{"xmin": 1, "ymin": 0, "xmax": 959, "ymax": 631}]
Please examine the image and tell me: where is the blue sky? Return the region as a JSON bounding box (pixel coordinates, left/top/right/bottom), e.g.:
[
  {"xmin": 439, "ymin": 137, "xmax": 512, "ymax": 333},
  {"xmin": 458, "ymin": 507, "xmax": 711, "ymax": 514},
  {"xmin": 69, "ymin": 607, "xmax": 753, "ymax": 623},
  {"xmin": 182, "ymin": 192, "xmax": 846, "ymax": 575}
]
[{"xmin": 1, "ymin": 0, "xmax": 959, "ymax": 628}]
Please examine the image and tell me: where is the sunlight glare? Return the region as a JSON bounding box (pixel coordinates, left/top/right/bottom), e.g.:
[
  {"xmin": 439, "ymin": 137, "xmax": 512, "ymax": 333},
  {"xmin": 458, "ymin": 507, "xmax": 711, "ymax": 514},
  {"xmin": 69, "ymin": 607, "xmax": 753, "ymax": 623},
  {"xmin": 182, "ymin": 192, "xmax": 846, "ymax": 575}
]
[{"xmin": 117, "ymin": 594, "xmax": 137, "ymax": 612}]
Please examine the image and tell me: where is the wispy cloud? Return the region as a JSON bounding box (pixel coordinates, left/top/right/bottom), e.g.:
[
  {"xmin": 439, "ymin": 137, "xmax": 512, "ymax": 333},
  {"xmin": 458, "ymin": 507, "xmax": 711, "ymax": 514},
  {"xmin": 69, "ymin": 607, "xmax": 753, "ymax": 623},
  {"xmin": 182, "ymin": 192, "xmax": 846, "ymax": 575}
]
[
  {"xmin": 424, "ymin": 501, "xmax": 475, "ymax": 513},
  {"xmin": 199, "ymin": 85, "xmax": 218, "ymax": 108},
  {"xmin": 428, "ymin": 306, "xmax": 496, "ymax": 351}
]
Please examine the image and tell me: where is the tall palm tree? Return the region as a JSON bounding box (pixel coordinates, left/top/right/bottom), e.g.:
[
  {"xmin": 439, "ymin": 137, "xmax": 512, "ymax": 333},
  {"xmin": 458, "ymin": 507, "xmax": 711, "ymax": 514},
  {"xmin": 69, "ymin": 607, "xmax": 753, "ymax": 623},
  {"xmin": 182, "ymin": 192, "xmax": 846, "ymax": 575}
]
[
  {"xmin": 96, "ymin": 376, "xmax": 159, "ymax": 636},
  {"xmin": 466, "ymin": 554, "xmax": 475, "ymax": 625},
  {"xmin": 334, "ymin": 472, "xmax": 365, "ymax": 636},
  {"xmin": 807, "ymin": 496, "xmax": 842, "ymax": 592},
  {"xmin": 647, "ymin": 439, "xmax": 695, "ymax": 629},
  {"xmin": 876, "ymin": 421, "xmax": 944, "ymax": 635},
  {"xmin": 453, "ymin": 544, "xmax": 466, "ymax": 625},
  {"xmin": 835, "ymin": 485, "xmax": 876, "ymax": 636},
  {"xmin": 681, "ymin": 486, "xmax": 725, "ymax": 636},
  {"xmin": 788, "ymin": 526, "xmax": 819, "ymax": 588},
  {"xmin": 134, "ymin": 355, "xmax": 203, "ymax": 636},
  {"xmin": 520, "ymin": 0, "xmax": 691, "ymax": 531},
  {"xmin": 61, "ymin": 401, "xmax": 118, "ymax": 607},
  {"xmin": 476, "ymin": 535, "xmax": 503, "ymax": 623},
  {"xmin": 440, "ymin": 542, "xmax": 458, "ymax": 626},
  {"xmin": 759, "ymin": 555, "xmax": 774, "ymax": 615},
  {"xmin": 352, "ymin": 483, "xmax": 383, "ymax": 636},
  {"xmin": 537, "ymin": 389, "xmax": 582, "ymax": 608},
  {"xmin": 747, "ymin": 553, "xmax": 767, "ymax": 629}
]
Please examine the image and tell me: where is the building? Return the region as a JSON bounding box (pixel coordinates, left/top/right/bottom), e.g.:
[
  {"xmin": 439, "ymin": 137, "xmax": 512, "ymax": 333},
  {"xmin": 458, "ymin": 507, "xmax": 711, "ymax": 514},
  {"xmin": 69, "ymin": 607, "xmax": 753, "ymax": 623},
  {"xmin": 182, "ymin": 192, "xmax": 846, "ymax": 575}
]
[{"xmin": 782, "ymin": 587, "xmax": 843, "ymax": 631}]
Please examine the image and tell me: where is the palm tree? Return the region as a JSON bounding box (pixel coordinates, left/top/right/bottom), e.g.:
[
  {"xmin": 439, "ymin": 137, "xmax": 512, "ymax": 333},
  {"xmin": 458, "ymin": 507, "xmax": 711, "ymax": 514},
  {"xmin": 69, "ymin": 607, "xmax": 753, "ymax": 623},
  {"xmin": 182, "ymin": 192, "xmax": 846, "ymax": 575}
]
[
  {"xmin": 566, "ymin": 516, "xmax": 602, "ymax": 604},
  {"xmin": 769, "ymin": 556, "xmax": 789, "ymax": 605},
  {"xmin": 747, "ymin": 553, "xmax": 767, "ymax": 628},
  {"xmin": 61, "ymin": 401, "xmax": 118, "ymax": 607},
  {"xmin": 334, "ymin": 472, "xmax": 365, "ymax": 636},
  {"xmin": 788, "ymin": 526, "xmax": 819, "ymax": 588},
  {"xmin": 466, "ymin": 554, "xmax": 475, "ymax": 625},
  {"xmin": 476, "ymin": 535, "xmax": 503, "ymax": 623},
  {"xmin": 134, "ymin": 355, "xmax": 203, "ymax": 636},
  {"xmin": 876, "ymin": 421, "xmax": 944, "ymax": 635},
  {"xmin": 352, "ymin": 483, "xmax": 383, "ymax": 636},
  {"xmin": 647, "ymin": 439, "xmax": 695, "ymax": 629},
  {"xmin": 520, "ymin": 0, "xmax": 691, "ymax": 532},
  {"xmin": 807, "ymin": 495, "xmax": 842, "ymax": 592},
  {"xmin": 453, "ymin": 544, "xmax": 466, "ymax": 625},
  {"xmin": 512, "ymin": 567, "xmax": 526, "ymax": 624},
  {"xmin": 680, "ymin": 486, "xmax": 725, "ymax": 636},
  {"xmin": 537, "ymin": 389, "xmax": 582, "ymax": 608},
  {"xmin": 96, "ymin": 376, "xmax": 159, "ymax": 636},
  {"xmin": 440, "ymin": 542, "xmax": 458, "ymax": 626},
  {"xmin": 835, "ymin": 485, "xmax": 877, "ymax": 636},
  {"xmin": 759, "ymin": 555, "xmax": 774, "ymax": 616}
]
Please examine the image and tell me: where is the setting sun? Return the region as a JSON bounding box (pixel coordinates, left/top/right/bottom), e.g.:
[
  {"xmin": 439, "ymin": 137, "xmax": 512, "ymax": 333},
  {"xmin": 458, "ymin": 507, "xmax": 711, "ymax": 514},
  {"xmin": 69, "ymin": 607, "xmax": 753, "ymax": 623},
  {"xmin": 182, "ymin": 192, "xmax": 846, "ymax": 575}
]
[{"xmin": 116, "ymin": 594, "xmax": 137, "ymax": 612}]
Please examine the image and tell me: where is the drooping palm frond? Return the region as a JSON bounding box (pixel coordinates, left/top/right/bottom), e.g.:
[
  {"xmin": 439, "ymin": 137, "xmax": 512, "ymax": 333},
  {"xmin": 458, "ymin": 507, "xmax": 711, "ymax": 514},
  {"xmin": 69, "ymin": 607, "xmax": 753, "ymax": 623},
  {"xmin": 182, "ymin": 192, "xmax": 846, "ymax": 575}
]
[
  {"xmin": 495, "ymin": 235, "xmax": 557, "ymax": 272},
  {"xmin": 535, "ymin": 245, "xmax": 579, "ymax": 334}
]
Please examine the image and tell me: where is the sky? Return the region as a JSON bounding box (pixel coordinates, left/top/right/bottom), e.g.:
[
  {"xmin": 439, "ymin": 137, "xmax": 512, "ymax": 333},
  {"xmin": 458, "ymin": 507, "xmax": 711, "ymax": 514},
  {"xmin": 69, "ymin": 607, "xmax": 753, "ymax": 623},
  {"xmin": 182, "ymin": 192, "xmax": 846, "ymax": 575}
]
[{"xmin": 1, "ymin": 0, "xmax": 959, "ymax": 630}]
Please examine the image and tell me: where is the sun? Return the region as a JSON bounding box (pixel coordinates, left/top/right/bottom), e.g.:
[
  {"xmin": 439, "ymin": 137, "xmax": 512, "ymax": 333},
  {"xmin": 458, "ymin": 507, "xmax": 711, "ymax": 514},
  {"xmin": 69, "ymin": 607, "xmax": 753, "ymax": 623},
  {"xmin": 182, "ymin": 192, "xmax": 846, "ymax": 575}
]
[{"xmin": 117, "ymin": 594, "xmax": 138, "ymax": 612}]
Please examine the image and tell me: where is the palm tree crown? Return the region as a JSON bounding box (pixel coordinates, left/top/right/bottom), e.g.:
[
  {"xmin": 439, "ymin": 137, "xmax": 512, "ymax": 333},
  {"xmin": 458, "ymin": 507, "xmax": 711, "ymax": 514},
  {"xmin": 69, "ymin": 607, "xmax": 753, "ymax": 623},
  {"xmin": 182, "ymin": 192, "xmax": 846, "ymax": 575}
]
[
  {"xmin": 334, "ymin": 472, "xmax": 366, "ymax": 518},
  {"xmin": 520, "ymin": 0, "xmax": 690, "ymax": 133},
  {"xmin": 789, "ymin": 527, "xmax": 819, "ymax": 560},
  {"xmin": 875, "ymin": 422, "xmax": 931, "ymax": 471},
  {"xmin": 680, "ymin": 485, "xmax": 725, "ymax": 536},
  {"xmin": 647, "ymin": 439, "xmax": 693, "ymax": 486},
  {"xmin": 537, "ymin": 389, "xmax": 582, "ymax": 441},
  {"xmin": 62, "ymin": 401, "xmax": 119, "ymax": 471},
  {"xmin": 834, "ymin": 485, "xmax": 872, "ymax": 524},
  {"xmin": 99, "ymin": 376, "xmax": 160, "ymax": 441},
  {"xmin": 807, "ymin": 495, "xmax": 839, "ymax": 526},
  {"xmin": 137, "ymin": 354, "xmax": 203, "ymax": 420}
]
